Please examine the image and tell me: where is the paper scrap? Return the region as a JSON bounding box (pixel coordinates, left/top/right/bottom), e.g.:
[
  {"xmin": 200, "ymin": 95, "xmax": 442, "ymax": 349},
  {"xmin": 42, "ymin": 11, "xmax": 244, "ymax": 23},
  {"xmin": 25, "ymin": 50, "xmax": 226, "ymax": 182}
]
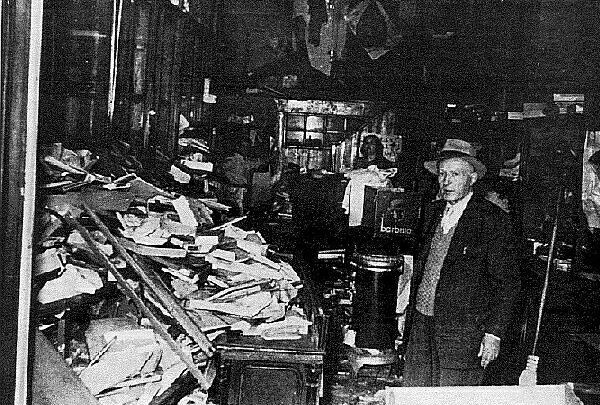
[
  {"xmin": 172, "ymin": 196, "xmax": 198, "ymax": 228},
  {"xmin": 169, "ymin": 165, "xmax": 191, "ymax": 184},
  {"xmin": 210, "ymin": 249, "xmax": 236, "ymax": 262},
  {"xmin": 156, "ymin": 362, "xmax": 187, "ymax": 396},
  {"xmin": 187, "ymin": 291, "xmax": 272, "ymax": 318},
  {"xmin": 181, "ymin": 160, "xmax": 213, "ymax": 172},
  {"xmin": 223, "ymin": 225, "xmax": 248, "ymax": 240},
  {"xmin": 207, "ymin": 275, "xmax": 230, "ymax": 288},
  {"xmin": 236, "ymin": 239, "xmax": 265, "ymax": 256},
  {"xmin": 195, "ymin": 235, "xmax": 219, "ymax": 249},
  {"xmin": 79, "ymin": 350, "xmax": 152, "ymax": 395},
  {"xmin": 118, "ymin": 237, "xmax": 187, "ymax": 258},
  {"xmin": 132, "ymin": 234, "xmax": 168, "ymax": 246},
  {"xmin": 135, "ymin": 382, "xmax": 161, "ymax": 405},
  {"xmin": 34, "ymin": 248, "xmax": 63, "ymax": 275},
  {"xmin": 37, "ymin": 264, "xmax": 103, "ymax": 304},
  {"xmin": 103, "ymin": 328, "xmax": 156, "ymax": 344}
]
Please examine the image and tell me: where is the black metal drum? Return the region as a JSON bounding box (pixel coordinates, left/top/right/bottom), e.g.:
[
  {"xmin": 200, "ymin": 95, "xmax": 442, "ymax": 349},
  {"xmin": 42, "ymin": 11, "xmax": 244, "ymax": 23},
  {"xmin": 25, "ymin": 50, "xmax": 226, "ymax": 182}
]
[{"xmin": 351, "ymin": 249, "xmax": 403, "ymax": 350}]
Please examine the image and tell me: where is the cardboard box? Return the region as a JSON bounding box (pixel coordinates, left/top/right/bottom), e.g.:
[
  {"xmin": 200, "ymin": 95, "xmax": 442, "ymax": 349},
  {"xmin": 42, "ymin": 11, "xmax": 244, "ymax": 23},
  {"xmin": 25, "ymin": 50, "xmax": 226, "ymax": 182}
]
[{"xmin": 361, "ymin": 187, "xmax": 422, "ymax": 239}]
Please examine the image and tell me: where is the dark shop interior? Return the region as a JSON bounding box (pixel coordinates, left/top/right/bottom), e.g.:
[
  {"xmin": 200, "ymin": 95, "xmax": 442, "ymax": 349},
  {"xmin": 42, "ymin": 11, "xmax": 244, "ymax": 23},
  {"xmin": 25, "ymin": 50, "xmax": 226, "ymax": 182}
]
[{"xmin": 2, "ymin": 0, "xmax": 600, "ymax": 404}]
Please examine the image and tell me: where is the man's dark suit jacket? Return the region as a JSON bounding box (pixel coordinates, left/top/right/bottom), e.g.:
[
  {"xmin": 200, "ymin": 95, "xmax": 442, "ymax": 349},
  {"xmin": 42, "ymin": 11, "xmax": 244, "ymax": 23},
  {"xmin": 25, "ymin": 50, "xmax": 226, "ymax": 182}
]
[{"xmin": 409, "ymin": 194, "xmax": 521, "ymax": 369}]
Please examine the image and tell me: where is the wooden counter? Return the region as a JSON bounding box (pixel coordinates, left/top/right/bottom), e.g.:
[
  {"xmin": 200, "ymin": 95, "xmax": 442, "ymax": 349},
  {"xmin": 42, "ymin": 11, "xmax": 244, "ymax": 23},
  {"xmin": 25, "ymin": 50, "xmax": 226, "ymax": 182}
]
[{"xmin": 215, "ymin": 315, "xmax": 327, "ymax": 405}]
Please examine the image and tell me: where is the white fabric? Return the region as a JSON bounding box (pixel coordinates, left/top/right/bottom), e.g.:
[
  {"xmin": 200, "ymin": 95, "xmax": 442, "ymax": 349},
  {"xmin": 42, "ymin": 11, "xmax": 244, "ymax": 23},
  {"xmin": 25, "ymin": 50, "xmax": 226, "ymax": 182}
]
[
  {"xmin": 582, "ymin": 132, "xmax": 600, "ymax": 228},
  {"xmin": 342, "ymin": 166, "xmax": 397, "ymax": 226},
  {"xmin": 440, "ymin": 192, "xmax": 473, "ymax": 234}
]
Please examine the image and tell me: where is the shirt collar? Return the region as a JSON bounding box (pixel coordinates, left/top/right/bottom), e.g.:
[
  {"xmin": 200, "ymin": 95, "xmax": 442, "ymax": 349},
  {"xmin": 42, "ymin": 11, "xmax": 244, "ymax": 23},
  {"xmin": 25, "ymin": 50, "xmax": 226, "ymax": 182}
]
[
  {"xmin": 446, "ymin": 191, "xmax": 473, "ymax": 214},
  {"xmin": 440, "ymin": 191, "xmax": 473, "ymax": 234}
]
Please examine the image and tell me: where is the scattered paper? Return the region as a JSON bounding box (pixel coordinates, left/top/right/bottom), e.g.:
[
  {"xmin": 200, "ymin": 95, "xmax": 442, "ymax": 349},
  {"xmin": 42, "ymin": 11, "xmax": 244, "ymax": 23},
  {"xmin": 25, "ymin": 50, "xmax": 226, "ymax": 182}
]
[
  {"xmin": 172, "ymin": 196, "xmax": 198, "ymax": 228},
  {"xmin": 79, "ymin": 350, "xmax": 152, "ymax": 395},
  {"xmin": 34, "ymin": 248, "xmax": 63, "ymax": 275},
  {"xmin": 236, "ymin": 239, "xmax": 265, "ymax": 256},
  {"xmin": 38, "ymin": 264, "xmax": 103, "ymax": 304},
  {"xmin": 223, "ymin": 225, "xmax": 248, "ymax": 240},
  {"xmin": 210, "ymin": 249, "xmax": 236, "ymax": 262},
  {"xmin": 157, "ymin": 362, "xmax": 187, "ymax": 396},
  {"xmin": 135, "ymin": 382, "xmax": 161, "ymax": 405},
  {"xmin": 187, "ymin": 291, "xmax": 272, "ymax": 318},
  {"xmin": 169, "ymin": 165, "xmax": 191, "ymax": 184},
  {"xmin": 206, "ymin": 275, "xmax": 229, "ymax": 288},
  {"xmin": 195, "ymin": 235, "xmax": 219, "ymax": 252},
  {"xmin": 132, "ymin": 234, "xmax": 168, "ymax": 246},
  {"xmin": 181, "ymin": 161, "xmax": 213, "ymax": 172}
]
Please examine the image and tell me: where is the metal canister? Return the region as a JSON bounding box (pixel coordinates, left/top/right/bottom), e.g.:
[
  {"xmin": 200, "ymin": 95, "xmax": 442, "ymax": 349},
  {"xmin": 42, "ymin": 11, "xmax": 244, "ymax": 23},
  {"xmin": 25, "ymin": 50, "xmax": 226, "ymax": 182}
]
[{"xmin": 350, "ymin": 248, "xmax": 403, "ymax": 350}]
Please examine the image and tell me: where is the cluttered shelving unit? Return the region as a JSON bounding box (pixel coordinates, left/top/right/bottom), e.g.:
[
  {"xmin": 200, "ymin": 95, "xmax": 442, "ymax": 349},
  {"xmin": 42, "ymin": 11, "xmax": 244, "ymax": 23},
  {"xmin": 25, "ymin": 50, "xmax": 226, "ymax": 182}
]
[{"xmin": 275, "ymin": 99, "xmax": 375, "ymax": 175}]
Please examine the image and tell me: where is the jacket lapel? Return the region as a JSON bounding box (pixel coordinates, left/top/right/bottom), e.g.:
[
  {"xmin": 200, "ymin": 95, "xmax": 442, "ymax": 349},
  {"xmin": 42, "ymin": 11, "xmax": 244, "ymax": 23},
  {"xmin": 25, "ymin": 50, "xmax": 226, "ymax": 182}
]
[{"xmin": 444, "ymin": 197, "xmax": 481, "ymax": 264}]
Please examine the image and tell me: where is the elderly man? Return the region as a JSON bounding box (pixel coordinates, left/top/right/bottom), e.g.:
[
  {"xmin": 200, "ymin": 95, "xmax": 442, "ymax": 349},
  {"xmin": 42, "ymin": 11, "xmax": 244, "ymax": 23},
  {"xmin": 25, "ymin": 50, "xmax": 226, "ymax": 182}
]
[{"xmin": 403, "ymin": 139, "xmax": 521, "ymax": 386}]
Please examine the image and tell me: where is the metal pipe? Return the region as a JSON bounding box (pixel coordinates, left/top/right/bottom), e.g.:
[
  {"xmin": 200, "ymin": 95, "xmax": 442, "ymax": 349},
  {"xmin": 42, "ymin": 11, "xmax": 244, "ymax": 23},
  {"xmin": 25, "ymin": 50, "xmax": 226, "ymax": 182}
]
[{"xmin": 532, "ymin": 185, "xmax": 564, "ymax": 355}]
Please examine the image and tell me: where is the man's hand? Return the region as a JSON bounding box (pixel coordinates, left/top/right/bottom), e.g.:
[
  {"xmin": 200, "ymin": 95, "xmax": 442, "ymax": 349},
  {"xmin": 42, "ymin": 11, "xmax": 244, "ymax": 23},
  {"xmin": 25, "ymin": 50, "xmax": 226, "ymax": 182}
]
[{"xmin": 478, "ymin": 333, "xmax": 500, "ymax": 368}]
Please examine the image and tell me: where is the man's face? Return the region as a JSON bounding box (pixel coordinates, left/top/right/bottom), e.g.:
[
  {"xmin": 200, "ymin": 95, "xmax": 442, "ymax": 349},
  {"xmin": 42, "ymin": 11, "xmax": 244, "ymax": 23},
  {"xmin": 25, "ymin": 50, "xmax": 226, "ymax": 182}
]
[
  {"xmin": 363, "ymin": 138, "xmax": 378, "ymax": 156},
  {"xmin": 438, "ymin": 157, "xmax": 478, "ymax": 203}
]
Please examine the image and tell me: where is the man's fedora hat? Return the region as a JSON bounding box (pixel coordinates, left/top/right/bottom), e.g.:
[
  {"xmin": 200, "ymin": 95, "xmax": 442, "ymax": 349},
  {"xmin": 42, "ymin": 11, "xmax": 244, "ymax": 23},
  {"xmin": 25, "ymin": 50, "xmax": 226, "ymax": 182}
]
[{"xmin": 424, "ymin": 138, "xmax": 487, "ymax": 178}]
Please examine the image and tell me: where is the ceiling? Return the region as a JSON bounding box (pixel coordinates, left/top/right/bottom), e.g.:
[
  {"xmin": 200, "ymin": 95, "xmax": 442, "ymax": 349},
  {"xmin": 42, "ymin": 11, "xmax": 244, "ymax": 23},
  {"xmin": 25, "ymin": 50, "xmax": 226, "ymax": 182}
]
[{"xmin": 204, "ymin": 0, "xmax": 600, "ymax": 105}]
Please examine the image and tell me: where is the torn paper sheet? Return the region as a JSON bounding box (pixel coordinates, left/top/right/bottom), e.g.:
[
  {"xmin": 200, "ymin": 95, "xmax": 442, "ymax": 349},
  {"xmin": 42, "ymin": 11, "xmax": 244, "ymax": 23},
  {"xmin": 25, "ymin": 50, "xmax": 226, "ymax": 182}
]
[
  {"xmin": 209, "ymin": 249, "xmax": 236, "ymax": 262},
  {"xmin": 279, "ymin": 261, "xmax": 301, "ymax": 283},
  {"xmin": 134, "ymin": 382, "xmax": 161, "ymax": 405},
  {"xmin": 250, "ymin": 254, "xmax": 280, "ymax": 270},
  {"xmin": 67, "ymin": 230, "xmax": 114, "ymax": 255},
  {"xmin": 34, "ymin": 248, "xmax": 63, "ymax": 275},
  {"xmin": 273, "ymin": 279, "xmax": 298, "ymax": 303},
  {"xmin": 236, "ymin": 239, "xmax": 267, "ymax": 257},
  {"xmin": 234, "ymin": 315, "xmax": 312, "ymax": 340},
  {"xmin": 206, "ymin": 275, "xmax": 230, "ymax": 289},
  {"xmin": 228, "ymin": 272, "xmax": 257, "ymax": 284},
  {"xmin": 181, "ymin": 160, "xmax": 213, "ymax": 172},
  {"xmin": 162, "ymin": 267, "xmax": 197, "ymax": 285},
  {"xmin": 172, "ymin": 196, "xmax": 198, "ymax": 228},
  {"xmin": 194, "ymin": 235, "xmax": 219, "ymax": 253},
  {"xmin": 188, "ymin": 309, "xmax": 237, "ymax": 333},
  {"xmin": 170, "ymin": 165, "xmax": 191, "ymax": 184},
  {"xmin": 228, "ymin": 262, "xmax": 283, "ymax": 281},
  {"xmin": 187, "ymin": 290, "xmax": 272, "ymax": 318},
  {"xmin": 162, "ymin": 218, "xmax": 196, "ymax": 237},
  {"xmin": 171, "ymin": 277, "xmax": 199, "ymax": 299},
  {"xmin": 129, "ymin": 177, "xmax": 173, "ymax": 200},
  {"xmin": 132, "ymin": 234, "xmax": 168, "ymax": 246},
  {"xmin": 118, "ymin": 237, "xmax": 186, "ymax": 258},
  {"xmin": 37, "ymin": 264, "xmax": 103, "ymax": 304},
  {"xmin": 131, "ymin": 216, "xmax": 162, "ymax": 238},
  {"xmin": 176, "ymin": 388, "xmax": 209, "ymax": 405},
  {"xmin": 79, "ymin": 350, "xmax": 153, "ymax": 395},
  {"xmin": 256, "ymin": 317, "xmax": 312, "ymax": 340},
  {"xmin": 223, "ymin": 225, "xmax": 249, "ymax": 240},
  {"xmin": 80, "ymin": 188, "xmax": 135, "ymax": 212},
  {"xmin": 206, "ymin": 280, "xmax": 268, "ymax": 302},
  {"xmin": 208, "ymin": 285, "xmax": 262, "ymax": 303},
  {"xmin": 253, "ymin": 298, "xmax": 286, "ymax": 321},
  {"xmin": 199, "ymin": 198, "xmax": 230, "ymax": 212},
  {"xmin": 156, "ymin": 362, "xmax": 187, "ymax": 397}
]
